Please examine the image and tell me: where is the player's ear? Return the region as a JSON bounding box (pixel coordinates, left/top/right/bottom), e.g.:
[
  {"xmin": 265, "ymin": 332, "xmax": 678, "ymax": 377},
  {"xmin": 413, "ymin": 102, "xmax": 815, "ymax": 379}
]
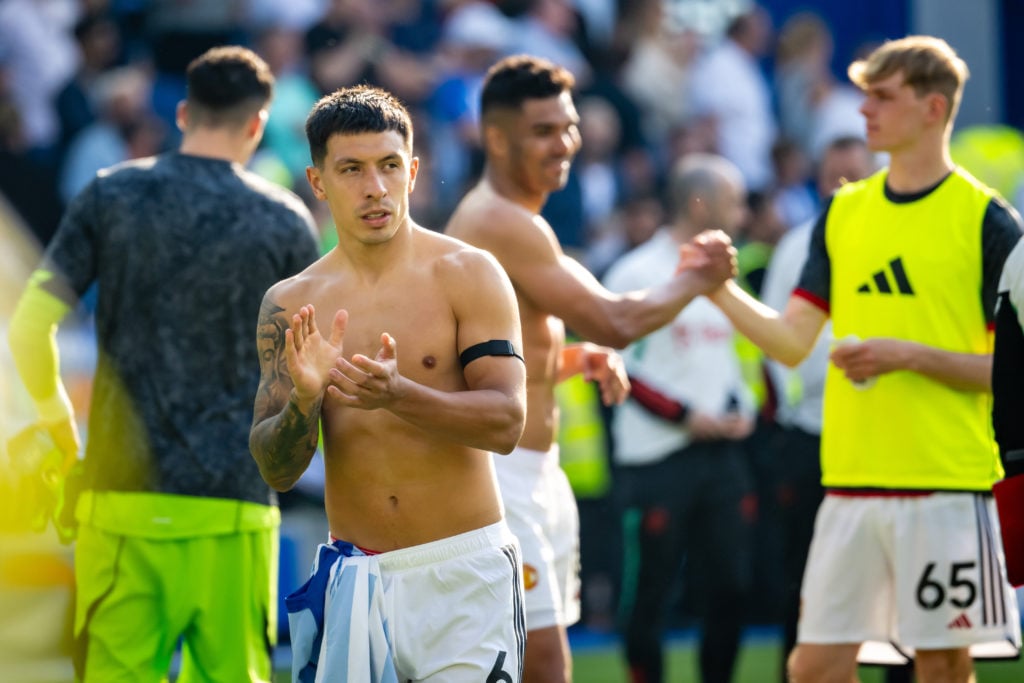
[
  {"xmin": 249, "ymin": 108, "xmax": 269, "ymax": 139},
  {"xmin": 408, "ymin": 156, "xmax": 419, "ymax": 193},
  {"xmin": 306, "ymin": 165, "xmax": 327, "ymax": 200},
  {"xmin": 483, "ymin": 123, "xmax": 509, "ymax": 159},
  {"xmin": 175, "ymin": 101, "xmax": 188, "ymax": 132},
  {"xmin": 925, "ymin": 92, "xmax": 949, "ymax": 125}
]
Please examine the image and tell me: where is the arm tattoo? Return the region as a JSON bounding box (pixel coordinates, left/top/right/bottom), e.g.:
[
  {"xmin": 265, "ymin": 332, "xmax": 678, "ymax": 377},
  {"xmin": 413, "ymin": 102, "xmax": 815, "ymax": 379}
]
[{"xmin": 250, "ymin": 297, "xmax": 320, "ymax": 489}]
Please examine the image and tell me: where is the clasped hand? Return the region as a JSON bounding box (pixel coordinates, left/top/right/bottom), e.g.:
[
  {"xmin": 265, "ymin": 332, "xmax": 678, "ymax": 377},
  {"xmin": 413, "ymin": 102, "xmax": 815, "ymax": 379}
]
[
  {"xmin": 285, "ymin": 304, "xmax": 403, "ymax": 411},
  {"xmin": 675, "ymin": 229, "xmax": 738, "ymax": 293}
]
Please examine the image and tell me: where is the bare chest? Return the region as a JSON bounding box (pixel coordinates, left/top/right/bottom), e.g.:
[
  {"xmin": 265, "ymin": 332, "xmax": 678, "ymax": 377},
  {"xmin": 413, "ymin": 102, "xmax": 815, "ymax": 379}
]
[{"xmin": 313, "ymin": 279, "xmax": 459, "ymax": 383}]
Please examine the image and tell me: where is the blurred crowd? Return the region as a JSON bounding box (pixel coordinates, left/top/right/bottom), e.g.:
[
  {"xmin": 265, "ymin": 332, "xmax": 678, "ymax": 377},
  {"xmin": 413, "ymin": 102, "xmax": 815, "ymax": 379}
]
[
  {"xmin": 0, "ymin": 0, "xmax": 890, "ymax": 258},
  {"xmin": 4, "ymin": 0, "xmax": 1024, "ymax": 677}
]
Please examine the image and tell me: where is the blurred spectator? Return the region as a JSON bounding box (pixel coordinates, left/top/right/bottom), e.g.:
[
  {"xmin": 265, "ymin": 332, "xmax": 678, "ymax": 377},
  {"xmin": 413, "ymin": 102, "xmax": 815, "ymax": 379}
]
[
  {"xmin": 543, "ymin": 168, "xmax": 587, "ymax": 255},
  {"xmin": 585, "ymin": 190, "xmax": 663, "ymax": 279},
  {"xmin": 0, "ymin": 61, "xmax": 64, "ymax": 245},
  {"xmin": 773, "ymin": 12, "xmax": 867, "ymax": 163},
  {"xmin": 759, "ymin": 135, "xmax": 875, "ymax": 681},
  {"xmin": 771, "ymin": 137, "xmax": 818, "ymax": 231},
  {"xmin": 59, "ymin": 65, "xmax": 165, "ymax": 202},
  {"xmin": 605, "ymin": 153, "xmax": 755, "ymax": 683},
  {"xmin": 55, "ymin": 12, "xmax": 123, "ymax": 158},
  {"xmin": 253, "ymin": 24, "xmax": 320, "ymax": 182},
  {"xmin": 735, "ymin": 189, "xmax": 787, "ymax": 297},
  {"xmin": 506, "ymin": 0, "xmax": 593, "ymax": 85},
  {"xmin": 577, "ymin": 96, "xmax": 627, "ymax": 238},
  {"xmin": 387, "ymin": 0, "xmax": 445, "ymax": 55},
  {"xmin": 774, "ymin": 12, "xmax": 832, "ymax": 156},
  {"xmin": 688, "ymin": 4, "xmax": 776, "ymax": 192},
  {"xmin": 0, "ymin": 0, "xmax": 80, "ymax": 164},
  {"xmin": 620, "ymin": 0, "xmax": 700, "ymax": 144},
  {"xmin": 304, "ymin": 0, "xmax": 437, "ymax": 105},
  {"xmin": 428, "ymin": 1, "xmax": 515, "ymax": 214},
  {"xmin": 246, "ymin": 0, "xmax": 325, "ymax": 34}
]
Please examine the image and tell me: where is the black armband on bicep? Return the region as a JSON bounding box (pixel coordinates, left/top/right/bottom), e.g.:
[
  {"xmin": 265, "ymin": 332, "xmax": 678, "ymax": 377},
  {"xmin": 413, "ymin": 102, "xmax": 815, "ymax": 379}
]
[{"xmin": 459, "ymin": 340, "xmax": 525, "ymax": 367}]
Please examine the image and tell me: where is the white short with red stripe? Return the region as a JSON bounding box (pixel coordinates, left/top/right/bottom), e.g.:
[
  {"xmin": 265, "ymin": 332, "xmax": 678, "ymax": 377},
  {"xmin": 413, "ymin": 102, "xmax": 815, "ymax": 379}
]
[
  {"xmin": 798, "ymin": 492, "xmax": 1021, "ymax": 663},
  {"xmin": 492, "ymin": 445, "xmax": 581, "ymax": 630}
]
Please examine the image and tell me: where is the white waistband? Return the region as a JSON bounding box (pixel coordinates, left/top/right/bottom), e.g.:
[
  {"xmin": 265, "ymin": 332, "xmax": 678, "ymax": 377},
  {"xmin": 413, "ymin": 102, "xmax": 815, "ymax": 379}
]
[{"xmin": 374, "ymin": 520, "xmax": 516, "ymax": 571}]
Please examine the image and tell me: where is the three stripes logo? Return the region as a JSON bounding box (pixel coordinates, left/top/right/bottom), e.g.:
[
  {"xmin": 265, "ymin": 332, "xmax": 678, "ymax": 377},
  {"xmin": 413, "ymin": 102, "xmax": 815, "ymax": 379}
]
[
  {"xmin": 947, "ymin": 613, "xmax": 973, "ymax": 630},
  {"xmin": 857, "ymin": 257, "xmax": 915, "ymax": 295}
]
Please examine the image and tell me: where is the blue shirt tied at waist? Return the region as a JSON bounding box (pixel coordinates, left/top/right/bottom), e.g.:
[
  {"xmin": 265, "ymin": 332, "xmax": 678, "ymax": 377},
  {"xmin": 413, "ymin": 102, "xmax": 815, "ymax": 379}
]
[{"xmin": 285, "ymin": 540, "xmax": 397, "ymax": 683}]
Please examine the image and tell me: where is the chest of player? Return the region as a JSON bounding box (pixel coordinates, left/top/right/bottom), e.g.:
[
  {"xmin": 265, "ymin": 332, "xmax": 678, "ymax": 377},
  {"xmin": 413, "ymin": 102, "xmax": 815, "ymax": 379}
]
[
  {"xmin": 338, "ymin": 297, "xmax": 461, "ymax": 385},
  {"xmin": 825, "ymin": 174, "xmax": 989, "ymax": 346}
]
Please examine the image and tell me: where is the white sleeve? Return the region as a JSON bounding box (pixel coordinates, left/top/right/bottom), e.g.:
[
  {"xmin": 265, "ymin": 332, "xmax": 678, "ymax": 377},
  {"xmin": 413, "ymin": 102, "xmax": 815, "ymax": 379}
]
[{"xmin": 1000, "ymin": 238, "xmax": 1024, "ymax": 330}]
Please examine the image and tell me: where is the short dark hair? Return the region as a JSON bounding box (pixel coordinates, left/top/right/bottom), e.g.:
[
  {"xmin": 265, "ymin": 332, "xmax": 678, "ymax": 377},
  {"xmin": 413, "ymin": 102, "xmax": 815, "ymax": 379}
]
[
  {"xmin": 185, "ymin": 46, "xmax": 274, "ymax": 128},
  {"xmin": 480, "ymin": 54, "xmax": 575, "ymax": 120},
  {"xmin": 305, "ymin": 85, "xmax": 413, "ymax": 168}
]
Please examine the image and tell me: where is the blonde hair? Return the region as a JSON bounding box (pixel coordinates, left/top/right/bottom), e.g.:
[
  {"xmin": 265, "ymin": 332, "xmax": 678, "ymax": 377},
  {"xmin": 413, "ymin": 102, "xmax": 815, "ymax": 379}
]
[{"xmin": 848, "ymin": 35, "xmax": 969, "ymax": 121}]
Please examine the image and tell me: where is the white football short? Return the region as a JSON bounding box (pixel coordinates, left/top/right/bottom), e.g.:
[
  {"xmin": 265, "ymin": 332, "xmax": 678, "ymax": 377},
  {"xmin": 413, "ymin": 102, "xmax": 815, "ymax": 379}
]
[
  {"xmin": 798, "ymin": 492, "xmax": 1021, "ymax": 664},
  {"xmin": 493, "ymin": 445, "xmax": 581, "ymax": 630},
  {"xmin": 288, "ymin": 521, "xmax": 526, "ymax": 682}
]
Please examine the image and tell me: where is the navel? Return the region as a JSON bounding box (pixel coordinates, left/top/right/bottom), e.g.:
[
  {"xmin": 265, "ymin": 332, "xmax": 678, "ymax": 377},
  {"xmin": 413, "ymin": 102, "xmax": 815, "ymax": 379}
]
[{"xmin": 389, "ymin": 495, "xmax": 398, "ymax": 508}]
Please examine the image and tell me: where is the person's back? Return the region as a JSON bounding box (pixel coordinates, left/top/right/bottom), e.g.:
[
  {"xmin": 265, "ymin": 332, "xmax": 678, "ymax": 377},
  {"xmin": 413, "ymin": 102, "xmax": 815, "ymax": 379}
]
[
  {"xmin": 69, "ymin": 151, "xmax": 316, "ymax": 500},
  {"xmin": 8, "ymin": 45, "xmax": 319, "ymax": 683}
]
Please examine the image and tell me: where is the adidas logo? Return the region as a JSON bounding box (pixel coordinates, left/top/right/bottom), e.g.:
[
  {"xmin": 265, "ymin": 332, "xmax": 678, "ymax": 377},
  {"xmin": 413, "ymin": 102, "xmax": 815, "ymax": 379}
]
[
  {"xmin": 947, "ymin": 613, "xmax": 973, "ymax": 629},
  {"xmin": 857, "ymin": 257, "xmax": 915, "ymax": 295}
]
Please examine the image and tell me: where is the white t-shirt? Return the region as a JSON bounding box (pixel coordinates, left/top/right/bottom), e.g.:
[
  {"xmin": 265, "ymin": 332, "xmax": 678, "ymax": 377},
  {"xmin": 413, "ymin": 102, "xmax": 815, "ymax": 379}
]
[
  {"xmin": 999, "ymin": 237, "xmax": 1024, "ymax": 327},
  {"xmin": 603, "ymin": 229, "xmax": 754, "ymax": 465}
]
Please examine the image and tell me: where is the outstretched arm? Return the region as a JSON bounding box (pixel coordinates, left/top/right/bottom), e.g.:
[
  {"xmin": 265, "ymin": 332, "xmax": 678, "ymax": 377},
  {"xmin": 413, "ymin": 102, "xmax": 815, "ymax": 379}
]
[
  {"xmin": 249, "ymin": 298, "xmax": 347, "ymax": 491},
  {"xmin": 478, "ymin": 211, "xmax": 735, "ymax": 349},
  {"xmin": 709, "ymin": 280, "xmax": 828, "ymax": 367}
]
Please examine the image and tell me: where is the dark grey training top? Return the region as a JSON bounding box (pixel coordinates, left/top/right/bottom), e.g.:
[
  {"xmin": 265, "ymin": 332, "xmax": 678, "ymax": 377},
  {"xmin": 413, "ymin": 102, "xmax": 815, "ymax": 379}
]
[{"xmin": 42, "ymin": 152, "xmax": 320, "ymax": 504}]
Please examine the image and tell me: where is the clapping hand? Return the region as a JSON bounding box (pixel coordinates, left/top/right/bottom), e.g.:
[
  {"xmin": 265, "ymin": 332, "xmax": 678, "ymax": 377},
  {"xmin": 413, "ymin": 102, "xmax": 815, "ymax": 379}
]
[
  {"xmin": 286, "ymin": 305, "xmax": 348, "ymax": 409},
  {"xmin": 328, "ymin": 332, "xmax": 405, "ymax": 410}
]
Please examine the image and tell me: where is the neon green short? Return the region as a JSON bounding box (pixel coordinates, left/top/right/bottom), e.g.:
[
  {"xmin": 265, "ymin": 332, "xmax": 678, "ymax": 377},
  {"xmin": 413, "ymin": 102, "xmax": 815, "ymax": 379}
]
[{"xmin": 73, "ymin": 491, "xmax": 279, "ymax": 683}]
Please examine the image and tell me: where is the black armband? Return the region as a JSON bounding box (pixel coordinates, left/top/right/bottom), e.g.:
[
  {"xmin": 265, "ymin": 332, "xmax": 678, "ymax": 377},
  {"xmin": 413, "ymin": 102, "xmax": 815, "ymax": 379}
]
[{"xmin": 459, "ymin": 339, "xmax": 524, "ymax": 367}]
